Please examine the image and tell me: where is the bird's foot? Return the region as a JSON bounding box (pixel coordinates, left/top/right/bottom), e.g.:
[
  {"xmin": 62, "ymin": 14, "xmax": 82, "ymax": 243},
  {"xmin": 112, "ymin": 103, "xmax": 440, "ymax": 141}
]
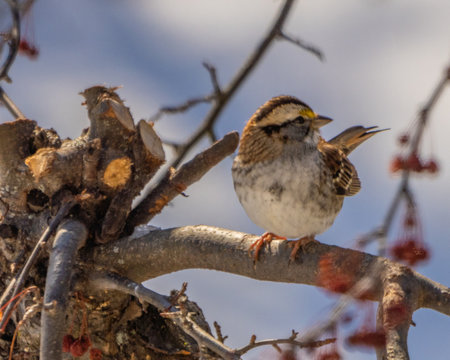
[
  {"xmin": 288, "ymin": 236, "xmax": 318, "ymax": 262},
  {"xmin": 249, "ymin": 232, "xmax": 287, "ymax": 262}
]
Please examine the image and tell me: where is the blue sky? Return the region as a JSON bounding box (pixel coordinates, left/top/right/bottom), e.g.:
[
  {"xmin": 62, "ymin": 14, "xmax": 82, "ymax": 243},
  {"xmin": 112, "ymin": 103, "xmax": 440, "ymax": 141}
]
[{"xmin": 1, "ymin": 0, "xmax": 449, "ymax": 358}]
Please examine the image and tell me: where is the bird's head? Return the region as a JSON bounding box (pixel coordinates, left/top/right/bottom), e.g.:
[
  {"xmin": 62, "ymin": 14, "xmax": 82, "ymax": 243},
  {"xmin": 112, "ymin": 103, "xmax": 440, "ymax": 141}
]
[{"xmin": 237, "ymin": 96, "xmax": 332, "ymax": 164}]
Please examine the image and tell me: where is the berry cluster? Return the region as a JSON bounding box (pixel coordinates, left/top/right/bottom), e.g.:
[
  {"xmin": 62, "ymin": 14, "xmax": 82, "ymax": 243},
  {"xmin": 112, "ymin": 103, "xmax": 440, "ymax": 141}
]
[
  {"xmin": 62, "ymin": 294, "xmax": 102, "ymax": 359},
  {"xmin": 390, "ymin": 133, "xmax": 439, "ymax": 174},
  {"xmin": 390, "ymin": 153, "xmax": 439, "ymax": 174},
  {"xmin": 63, "ymin": 333, "xmax": 102, "ymax": 359},
  {"xmin": 390, "ymin": 204, "xmax": 429, "ymax": 266}
]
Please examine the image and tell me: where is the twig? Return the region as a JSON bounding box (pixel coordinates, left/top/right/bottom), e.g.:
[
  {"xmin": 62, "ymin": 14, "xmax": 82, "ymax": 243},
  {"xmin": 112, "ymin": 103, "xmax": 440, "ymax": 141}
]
[
  {"xmin": 149, "ymin": 94, "xmax": 217, "ymax": 122},
  {"xmin": 0, "ymin": 0, "xmax": 21, "ymax": 83},
  {"xmin": 148, "ymin": 62, "xmax": 222, "ymax": 123},
  {"xmin": 0, "ymin": 200, "xmax": 76, "ymax": 332},
  {"xmin": 40, "ymin": 219, "xmax": 88, "ymax": 360},
  {"xmin": 89, "ymin": 272, "xmax": 240, "ymax": 360},
  {"xmin": 277, "ymin": 31, "xmax": 324, "ymax": 61},
  {"xmin": 203, "ymin": 62, "xmax": 222, "ymax": 96},
  {"xmin": 8, "ymin": 291, "xmax": 41, "ymax": 360},
  {"xmin": 0, "ymin": 86, "xmax": 26, "ymax": 119},
  {"xmin": 125, "ymin": 131, "xmax": 239, "ymax": 231},
  {"xmin": 236, "ymin": 335, "xmax": 335, "ymax": 356},
  {"xmin": 213, "ymin": 321, "xmax": 228, "ymax": 344}
]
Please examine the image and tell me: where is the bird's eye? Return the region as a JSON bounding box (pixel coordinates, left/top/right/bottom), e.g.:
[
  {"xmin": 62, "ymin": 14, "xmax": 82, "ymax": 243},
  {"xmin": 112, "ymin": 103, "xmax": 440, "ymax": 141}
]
[
  {"xmin": 262, "ymin": 124, "xmax": 280, "ymax": 135},
  {"xmin": 294, "ymin": 116, "xmax": 305, "ymax": 124}
]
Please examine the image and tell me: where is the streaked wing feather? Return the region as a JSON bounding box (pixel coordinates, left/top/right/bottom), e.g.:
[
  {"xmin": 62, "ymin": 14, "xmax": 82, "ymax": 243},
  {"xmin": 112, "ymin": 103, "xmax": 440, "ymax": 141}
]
[{"xmin": 318, "ymin": 139, "xmax": 361, "ymax": 196}]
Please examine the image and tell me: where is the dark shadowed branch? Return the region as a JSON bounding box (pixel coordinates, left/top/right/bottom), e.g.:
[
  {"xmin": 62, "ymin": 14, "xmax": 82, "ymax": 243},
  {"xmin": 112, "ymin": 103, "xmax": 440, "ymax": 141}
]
[
  {"xmin": 0, "ymin": 200, "xmax": 76, "ymax": 331},
  {"xmin": 40, "ymin": 219, "xmax": 88, "ymax": 360}
]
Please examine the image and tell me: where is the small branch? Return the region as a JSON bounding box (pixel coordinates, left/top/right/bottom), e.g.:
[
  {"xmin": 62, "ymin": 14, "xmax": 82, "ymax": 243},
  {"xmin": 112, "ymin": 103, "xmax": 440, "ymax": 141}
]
[
  {"xmin": 90, "ymin": 272, "xmax": 239, "ymax": 360},
  {"xmin": 0, "ymin": 86, "xmax": 26, "ymax": 119},
  {"xmin": 149, "ymin": 94, "xmax": 217, "ymax": 122},
  {"xmin": 0, "ymin": 0, "xmax": 21, "ymax": 83},
  {"xmin": 236, "ymin": 334, "xmax": 335, "ymax": 356},
  {"xmin": 40, "ymin": 219, "xmax": 88, "ymax": 360},
  {"xmin": 149, "ymin": 62, "xmax": 222, "ymax": 123},
  {"xmin": 125, "ymin": 131, "xmax": 239, "ymax": 231},
  {"xmin": 213, "ymin": 321, "xmax": 228, "ymax": 344},
  {"xmin": 203, "ymin": 62, "xmax": 222, "ymax": 96},
  {"xmin": 277, "ymin": 31, "xmax": 324, "ymax": 61},
  {"xmin": 0, "ymin": 200, "xmax": 76, "ymax": 331}
]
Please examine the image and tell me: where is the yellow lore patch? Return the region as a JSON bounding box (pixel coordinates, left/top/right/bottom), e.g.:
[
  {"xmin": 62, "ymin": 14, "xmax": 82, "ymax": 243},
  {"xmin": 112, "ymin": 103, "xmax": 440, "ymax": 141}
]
[{"xmin": 298, "ymin": 108, "xmax": 316, "ymax": 119}]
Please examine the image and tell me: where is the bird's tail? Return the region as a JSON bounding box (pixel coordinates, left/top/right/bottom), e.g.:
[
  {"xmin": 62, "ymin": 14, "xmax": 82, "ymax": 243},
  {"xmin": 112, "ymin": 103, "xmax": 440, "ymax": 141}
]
[{"xmin": 328, "ymin": 126, "xmax": 388, "ymax": 155}]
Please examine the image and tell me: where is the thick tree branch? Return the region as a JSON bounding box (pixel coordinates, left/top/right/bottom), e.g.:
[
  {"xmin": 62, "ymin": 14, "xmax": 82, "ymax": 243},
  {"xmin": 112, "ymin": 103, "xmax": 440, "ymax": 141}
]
[
  {"xmin": 40, "ymin": 219, "xmax": 88, "ymax": 360},
  {"xmin": 89, "ymin": 225, "xmax": 450, "ymax": 318}
]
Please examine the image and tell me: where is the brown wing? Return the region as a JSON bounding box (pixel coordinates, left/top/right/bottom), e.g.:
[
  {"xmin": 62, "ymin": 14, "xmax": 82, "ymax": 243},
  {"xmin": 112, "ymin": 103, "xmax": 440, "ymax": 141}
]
[{"xmin": 318, "ymin": 138, "xmax": 361, "ymax": 196}]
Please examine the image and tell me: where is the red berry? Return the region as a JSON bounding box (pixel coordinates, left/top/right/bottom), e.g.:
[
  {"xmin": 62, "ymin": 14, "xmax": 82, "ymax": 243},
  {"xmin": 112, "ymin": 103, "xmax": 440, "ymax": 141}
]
[
  {"xmin": 62, "ymin": 334, "xmax": 75, "ymax": 352},
  {"xmin": 398, "ymin": 133, "xmax": 409, "ymax": 145},
  {"xmin": 390, "ymin": 239, "xmax": 429, "ymax": 266},
  {"xmin": 404, "ymin": 215, "xmax": 416, "ymax": 228},
  {"xmin": 389, "ymin": 156, "xmax": 404, "ymax": 173},
  {"xmin": 70, "ymin": 335, "xmax": 91, "ymax": 357},
  {"xmin": 406, "ymin": 153, "xmax": 423, "ymax": 172},
  {"xmin": 90, "ymin": 348, "xmax": 103, "ymax": 360},
  {"xmin": 425, "ymin": 159, "xmax": 439, "ymax": 174}
]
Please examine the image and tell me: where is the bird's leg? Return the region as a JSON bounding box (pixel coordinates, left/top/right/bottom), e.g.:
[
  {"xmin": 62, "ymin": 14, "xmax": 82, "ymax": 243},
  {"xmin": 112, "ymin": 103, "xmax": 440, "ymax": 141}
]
[
  {"xmin": 288, "ymin": 235, "xmax": 318, "ymax": 262},
  {"xmin": 249, "ymin": 232, "xmax": 287, "ymax": 262}
]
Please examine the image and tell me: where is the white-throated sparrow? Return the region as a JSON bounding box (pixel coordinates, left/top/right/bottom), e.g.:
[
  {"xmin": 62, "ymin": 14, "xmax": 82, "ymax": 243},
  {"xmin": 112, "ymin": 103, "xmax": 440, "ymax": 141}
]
[{"xmin": 232, "ymin": 96, "xmax": 385, "ymax": 261}]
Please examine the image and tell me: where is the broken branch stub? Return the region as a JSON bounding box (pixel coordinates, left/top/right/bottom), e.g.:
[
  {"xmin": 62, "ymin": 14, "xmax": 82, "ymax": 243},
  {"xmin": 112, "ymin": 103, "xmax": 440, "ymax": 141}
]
[
  {"xmin": 80, "ymin": 86, "xmax": 165, "ymax": 241},
  {"xmin": 0, "ymin": 119, "xmax": 57, "ymax": 213}
]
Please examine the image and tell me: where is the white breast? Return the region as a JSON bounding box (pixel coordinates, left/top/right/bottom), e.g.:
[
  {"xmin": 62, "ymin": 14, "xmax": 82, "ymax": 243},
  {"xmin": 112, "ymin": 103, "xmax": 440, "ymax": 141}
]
[{"xmin": 232, "ymin": 151, "xmax": 343, "ymax": 238}]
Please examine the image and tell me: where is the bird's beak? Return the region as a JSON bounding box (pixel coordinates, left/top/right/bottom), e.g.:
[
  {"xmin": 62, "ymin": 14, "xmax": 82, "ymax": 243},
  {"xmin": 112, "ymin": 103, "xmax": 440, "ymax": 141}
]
[{"xmin": 311, "ymin": 115, "xmax": 332, "ymax": 129}]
